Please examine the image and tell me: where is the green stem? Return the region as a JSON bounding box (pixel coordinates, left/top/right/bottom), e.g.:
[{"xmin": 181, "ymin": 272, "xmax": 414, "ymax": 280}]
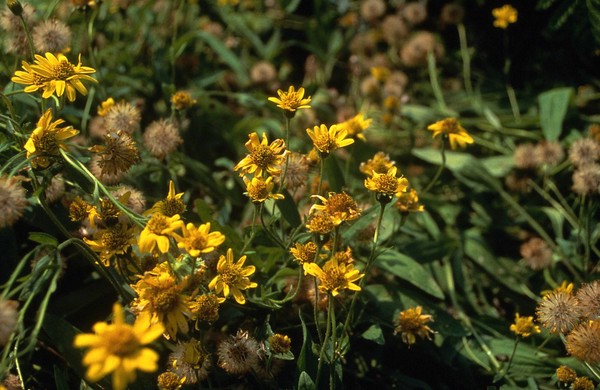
[
  {"xmin": 529, "ymin": 179, "xmax": 578, "ymax": 229},
  {"xmin": 316, "ymin": 294, "xmax": 334, "ymax": 389},
  {"xmin": 457, "ymin": 23, "xmax": 473, "ymax": 97},
  {"xmin": 506, "ymin": 84, "xmax": 521, "ymax": 123},
  {"xmin": 427, "ymin": 51, "xmax": 450, "ymax": 114},
  {"xmin": 19, "ymin": 14, "xmax": 35, "ymax": 60},
  {"xmin": 317, "ymin": 156, "xmax": 326, "ymax": 197},
  {"xmin": 421, "ymin": 139, "xmax": 446, "ymax": 195}
]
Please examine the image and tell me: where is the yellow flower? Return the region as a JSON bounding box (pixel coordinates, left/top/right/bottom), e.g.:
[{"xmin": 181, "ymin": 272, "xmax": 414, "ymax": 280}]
[
  {"xmin": 364, "ymin": 166, "xmax": 409, "ymax": 201},
  {"xmin": 394, "ymin": 188, "xmax": 425, "ymax": 214},
  {"xmin": 208, "ymin": 248, "xmax": 258, "ymax": 304},
  {"xmin": 234, "ymin": 132, "xmax": 286, "ymax": 178},
  {"xmin": 338, "ymin": 113, "xmax": 372, "ymax": 141},
  {"xmin": 171, "ymin": 91, "xmax": 197, "ymax": 110},
  {"xmin": 138, "ymin": 213, "xmax": 184, "ymax": 254},
  {"xmin": 24, "ymin": 109, "xmax": 79, "ymax": 168},
  {"xmin": 427, "ymin": 117, "xmax": 473, "ymax": 150},
  {"xmin": 149, "ymin": 180, "xmax": 186, "ymax": 217},
  {"xmin": 97, "ymin": 97, "xmax": 115, "ymax": 116},
  {"xmin": 130, "ymin": 263, "xmax": 191, "ymax": 340},
  {"xmin": 370, "ymin": 66, "xmax": 390, "ymax": 82},
  {"xmin": 510, "ymin": 313, "xmax": 541, "ymax": 338},
  {"xmin": 12, "ymin": 53, "xmax": 97, "ymax": 101},
  {"xmin": 492, "ymin": 5, "xmax": 518, "ymax": 29},
  {"xmin": 268, "ymin": 85, "xmax": 311, "ymax": 116},
  {"xmin": 73, "ymin": 303, "xmax": 164, "ymax": 390},
  {"xmin": 303, "ymin": 257, "xmax": 363, "ymax": 296},
  {"xmin": 305, "ymin": 212, "xmax": 336, "ymax": 236},
  {"xmin": 290, "ymin": 241, "xmax": 318, "ymax": 265},
  {"xmin": 268, "ymin": 334, "xmax": 291, "ymax": 354},
  {"xmin": 306, "ymin": 124, "xmax": 354, "ymax": 156},
  {"xmin": 310, "ymin": 192, "xmax": 361, "ymax": 226},
  {"xmin": 242, "ymin": 175, "xmax": 284, "ymax": 203},
  {"xmin": 359, "ymin": 151, "xmax": 396, "ymax": 176},
  {"xmin": 541, "ymin": 280, "xmax": 574, "ymax": 297},
  {"xmin": 393, "ymin": 306, "xmax": 434, "ymax": 346},
  {"xmin": 174, "ymin": 222, "xmax": 225, "ymax": 257},
  {"xmin": 84, "ymin": 223, "xmax": 136, "ymax": 266}
]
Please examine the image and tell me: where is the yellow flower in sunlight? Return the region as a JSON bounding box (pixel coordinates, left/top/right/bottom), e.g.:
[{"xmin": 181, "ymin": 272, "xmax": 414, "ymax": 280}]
[
  {"xmin": 138, "ymin": 213, "xmax": 184, "ymax": 254},
  {"xmin": 24, "ymin": 109, "xmax": 79, "ymax": 168},
  {"xmin": 305, "ymin": 212, "xmax": 336, "ymax": 236},
  {"xmin": 338, "ymin": 113, "xmax": 372, "ymax": 141},
  {"xmin": 393, "ymin": 306, "xmax": 434, "ymax": 346},
  {"xmin": 97, "ymin": 97, "xmax": 115, "ymax": 116},
  {"xmin": 394, "ymin": 188, "xmax": 425, "ymax": 214},
  {"xmin": 492, "ymin": 5, "xmax": 518, "ymax": 29},
  {"xmin": 268, "ymin": 85, "xmax": 311, "ymax": 116},
  {"xmin": 242, "ymin": 175, "xmax": 284, "ymax": 203},
  {"xmin": 208, "ymin": 248, "xmax": 258, "ymax": 304},
  {"xmin": 306, "ymin": 124, "xmax": 354, "ymax": 156},
  {"xmin": 310, "ymin": 192, "xmax": 361, "ymax": 226},
  {"xmin": 174, "ymin": 222, "xmax": 225, "ymax": 258},
  {"xmin": 12, "ymin": 53, "xmax": 97, "ymax": 101},
  {"xmin": 427, "ymin": 117, "xmax": 473, "ymax": 150},
  {"xmin": 510, "ymin": 313, "xmax": 540, "ymax": 338},
  {"xmin": 149, "ymin": 180, "xmax": 186, "ymax": 217},
  {"xmin": 364, "ymin": 166, "xmax": 409, "ymax": 201},
  {"xmin": 84, "ymin": 223, "xmax": 136, "ymax": 266},
  {"xmin": 130, "ymin": 263, "xmax": 191, "ymax": 340},
  {"xmin": 234, "ymin": 132, "xmax": 286, "ymax": 178},
  {"xmin": 303, "ymin": 257, "xmax": 363, "ymax": 296},
  {"xmin": 73, "ymin": 303, "xmax": 164, "ymax": 390}
]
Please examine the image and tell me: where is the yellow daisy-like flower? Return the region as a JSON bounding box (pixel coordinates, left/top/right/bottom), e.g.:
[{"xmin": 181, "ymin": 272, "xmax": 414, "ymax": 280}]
[
  {"xmin": 130, "ymin": 263, "xmax": 191, "ymax": 340},
  {"xmin": 310, "ymin": 192, "xmax": 361, "ymax": 226},
  {"xmin": 12, "ymin": 53, "xmax": 97, "ymax": 102},
  {"xmin": 242, "ymin": 175, "xmax": 284, "ymax": 203},
  {"xmin": 393, "ymin": 306, "xmax": 435, "ymax": 346},
  {"xmin": 303, "ymin": 257, "xmax": 363, "ymax": 296},
  {"xmin": 394, "ymin": 188, "xmax": 425, "ymax": 214},
  {"xmin": 338, "ymin": 113, "xmax": 372, "ymax": 141},
  {"xmin": 305, "ymin": 212, "xmax": 336, "ymax": 236},
  {"xmin": 174, "ymin": 222, "xmax": 226, "ymax": 258},
  {"xmin": 510, "ymin": 313, "xmax": 541, "ymax": 338},
  {"xmin": 24, "ymin": 109, "xmax": 79, "ymax": 168},
  {"xmin": 138, "ymin": 213, "xmax": 184, "ymax": 254},
  {"xmin": 73, "ymin": 303, "xmax": 164, "ymax": 390},
  {"xmin": 364, "ymin": 166, "xmax": 409, "ymax": 201},
  {"xmin": 268, "ymin": 85, "xmax": 312, "ymax": 117},
  {"xmin": 234, "ymin": 132, "xmax": 286, "ymax": 178},
  {"xmin": 306, "ymin": 124, "xmax": 355, "ymax": 156},
  {"xmin": 359, "ymin": 151, "xmax": 396, "ymax": 176},
  {"xmin": 208, "ymin": 248, "xmax": 258, "ymax": 304},
  {"xmin": 84, "ymin": 223, "xmax": 137, "ymax": 266},
  {"xmin": 171, "ymin": 91, "xmax": 197, "ymax": 110},
  {"xmin": 492, "ymin": 4, "xmax": 518, "ymax": 29},
  {"xmin": 427, "ymin": 117, "xmax": 473, "ymax": 150},
  {"xmin": 149, "ymin": 180, "xmax": 186, "ymax": 217},
  {"xmin": 541, "ymin": 280, "xmax": 574, "ymax": 298},
  {"xmin": 290, "ymin": 241, "xmax": 318, "ymax": 265}
]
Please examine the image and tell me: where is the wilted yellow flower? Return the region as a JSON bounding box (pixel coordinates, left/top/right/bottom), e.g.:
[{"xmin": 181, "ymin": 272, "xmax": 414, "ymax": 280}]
[
  {"xmin": 290, "ymin": 241, "xmax": 318, "ymax": 265},
  {"xmin": 492, "ymin": 4, "xmax": 517, "ymax": 29},
  {"xmin": 556, "ymin": 365, "xmax": 577, "ymax": 384},
  {"xmin": 89, "ymin": 130, "xmax": 140, "ymax": 177},
  {"xmin": 310, "ymin": 192, "xmax": 361, "ymax": 226},
  {"xmin": 268, "ymin": 333, "xmax": 291, "ymax": 354},
  {"xmin": 305, "ymin": 212, "xmax": 336, "ymax": 235},
  {"xmin": 306, "ymin": 124, "xmax": 354, "ymax": 156},
  {"xmin": 12, "ymin": 53, "xmax": 96, "ymax": 101},
  {"xmin": 97, "ymin": 97, "xmax": 115, "ymax": 116},
  {"xmin": 268, "ymin": 85, "xmax": 311, "ymax": 116},
  {"xmin": 138, "ymin": 213, "xmax": 184, "ymax": 254},
  {"xmin": 208, "ymin": 248, "xmax": 258, "ymax": 304},
  {"xmin": 130, "ymin": 262, "xmax": 191, "ymax": 340},
  {"xmin": 510, "ymin": 313, "xmax": 540, "ymax": 338},
  {"xmin": 84, "ymin": 223, "xmax": 136, "ymax": 266},
  {"xmin": 303, "ymin": 257, "xmax": 363, "ymax": 296},
  {"xmin": 234, "ymin": 132, "xmax": 286, "ymax": 178},
  {"xmin": 370, "ymin": 66, "xmax": 390, "ymax": 82},
  {"xmin": 242, "ymin": 175, "xmax": 284, "ymax": 203},
  {"xmin": 24, "ymin": 109, "xmax": 79, "ymax": 168},
  {"xmin": 149, "ymin": 180, "xmax": 185, "ymax": 217},
  {"xmin": 359, "ymin": 151, "xmax": 395, "ymax": 176},
  {"xmin": 174, "ymin": 222, "xmax": 225, "ymax": 258},
  {"xmin": 157, "ymin": 371, "xmax": 185, "ymax": 390},
  {"xmin": 171, "ymin": 91, "xmax": 197, "ymax": 110},
  {"xmin": 393, "ymin": 306, "xmax": 434, "ymax": 346},
  {"xmin": 73, "ymin": 303, "xmax": 164, "ymax": 390},
  {"xmin": 394, "ymin": 188, "xmax": 424, "ymax": 213},
  {"xmin": 427, "ymin": 117, "xmax": 473, "ymax": 150},
  {"xmin": 364, "ymin": 166, "xmax": 409, "ymax": 201},
  {"xmin": 338, "ymin": 113, "xmax": 372, "ymax": 141}
]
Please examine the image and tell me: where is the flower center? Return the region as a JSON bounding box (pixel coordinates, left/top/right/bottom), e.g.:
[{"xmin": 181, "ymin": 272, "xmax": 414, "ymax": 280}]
[
  {"xmin": 220, "ymin": 266, "xmax": 241, "ymax": 285},
  {"xmin": 374, "ymin": 175, "xmax": 399, "ymax": 195},
  {"xmin": 34, "ymin": 131, "xmax": 59, "ymax": 155},
  {"xmin": 323, "ymin": 267, "xmax": 346, "ymax": 291},
  {"xmin": 102, "ymin": 227, "xmax": 131, "ymax": 252},
  {"xmin": 151, "ymin": 285, "xmax": 180, "ymax": 313},
  {"xmin": 147, "ymin": 214, "xmax": 170, "ymax": 234},
  {"xmin": 250, "ymin": 145, "xmax": 276, "ymax": 168},
  {"xmin": 104, "ymin": 326, "xmax": 141, "ymax": 356},
  {"xmin": 190, "ymin": 234, "xmax": 207, "ymax": 250},
  {"xmin": 53, "ymin": 60, "xmax": 75, "ymax": 80}
]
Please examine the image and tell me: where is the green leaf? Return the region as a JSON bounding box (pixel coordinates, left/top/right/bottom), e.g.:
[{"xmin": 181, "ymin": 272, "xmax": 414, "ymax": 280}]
[
  {"xmin": 28, "ymin": 232, "xmax": 58, "ymax": 247},
  {"xmin": 342, "ymin": 205, "xmax": 378, "ymax": 241},
  {"xmin": 375, "ymin": 249, "xmax": 444, "ymax": 299},
  {"xmin": 480, "ymin": 155, "xmax": 514, "ymax": 177},
  {"xmin": 541, "ymin": 206, "xmax": 565, "ymax": 240},
  {"xmin": 361, "ymin": 324, "xmax": 385, "ymax": 345},
  {"xmin": 298, "ymin": 371, "xmax": 316, "ymax": 390},
  {"xmin": 276, "ymin": 189, "xmax": 301, "ymax": 227},
  {"xmin": 324, "ymin": 155, "xmax": 344, "ymax": 192},
  {"xmin": 538, "ymin": 87, "xmax": 573, "ymax": 141}
]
